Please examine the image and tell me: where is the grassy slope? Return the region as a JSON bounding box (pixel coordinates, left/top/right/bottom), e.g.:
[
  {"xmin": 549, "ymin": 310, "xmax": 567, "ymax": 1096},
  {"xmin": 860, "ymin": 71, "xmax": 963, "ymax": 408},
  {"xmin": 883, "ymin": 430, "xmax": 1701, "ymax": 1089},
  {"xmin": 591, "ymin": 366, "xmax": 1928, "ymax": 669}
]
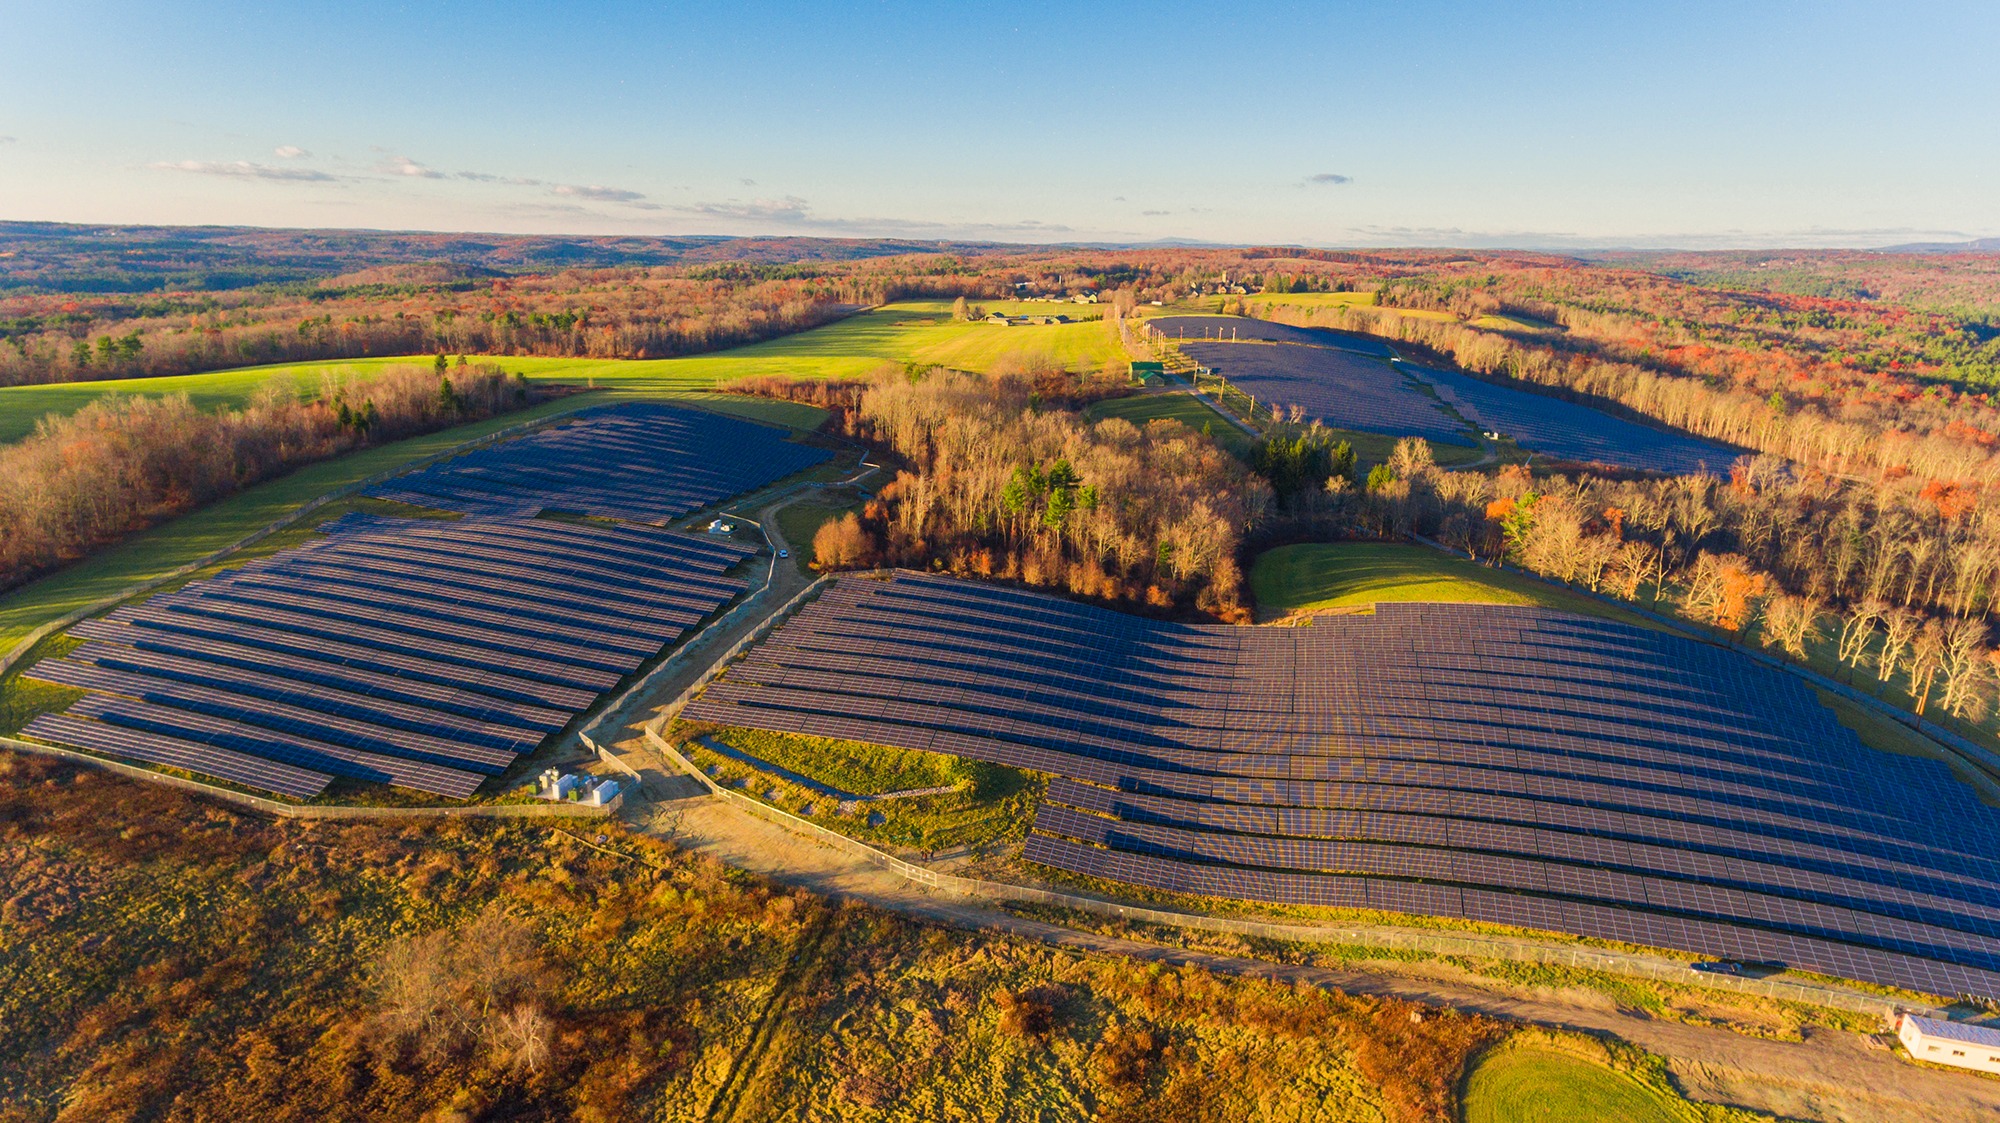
[
  {"xmin": 1460, "ymin": 1042, "xmax": 1684, "ymax": 1123},
  {"xmin": 1248, "ymin": 542, "xmax": 1657, "ymax": 628},
  {"xmin": 0, "ymin": 301, "xmax": 1127, "ymax": 442},
  {"xmin": 682, "ymin": 725, "xmax": 1043, "ymax": 857},
  {"xmin": 1084, "ymin": 392, "xmax": 1254, "ymax": 458}
]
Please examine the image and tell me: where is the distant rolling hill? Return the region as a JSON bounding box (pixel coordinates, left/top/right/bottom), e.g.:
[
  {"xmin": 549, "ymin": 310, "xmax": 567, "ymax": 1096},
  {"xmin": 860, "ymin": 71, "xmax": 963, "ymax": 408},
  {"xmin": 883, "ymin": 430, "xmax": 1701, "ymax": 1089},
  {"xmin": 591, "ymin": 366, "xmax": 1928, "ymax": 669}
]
[{"xmin": 0, "ymin": 221, "xmax": 1018, "ymax": 293}]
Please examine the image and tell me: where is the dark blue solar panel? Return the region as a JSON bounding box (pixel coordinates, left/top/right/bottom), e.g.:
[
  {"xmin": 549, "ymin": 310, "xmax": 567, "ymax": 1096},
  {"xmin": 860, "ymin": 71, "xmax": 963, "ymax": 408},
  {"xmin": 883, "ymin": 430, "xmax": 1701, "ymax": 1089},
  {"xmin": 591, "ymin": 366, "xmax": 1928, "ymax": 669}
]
[{"xmin": 682, "ymin": 571, "xmax": 2000, "ymax": 1000}]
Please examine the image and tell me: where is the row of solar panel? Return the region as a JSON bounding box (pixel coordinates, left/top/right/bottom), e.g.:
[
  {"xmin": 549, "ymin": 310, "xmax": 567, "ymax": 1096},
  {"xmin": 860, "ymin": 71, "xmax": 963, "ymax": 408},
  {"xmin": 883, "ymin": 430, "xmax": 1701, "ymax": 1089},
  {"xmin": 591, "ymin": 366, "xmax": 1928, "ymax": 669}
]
[
  {"xmin": 1179, "ymin": 341, "xmax": 1475, "ymax": 448},
  {"xmin": 1022, "ymin": 833, "xmax": 2000, "ymax": 1001},
  {"xmin": 28, "ymin": 506, "xmax": 758, "ymax": 796},
  {"xmin": 369, "ymin": 401, "xmax": 831, "ymax": 524},
  {"xmin": 1033, "ymin": 803, "xmax": 2000, "ymax": 971},
  {"xmin": 679, "ymin": 571, "xmax": 2000, "ymax": 999}
]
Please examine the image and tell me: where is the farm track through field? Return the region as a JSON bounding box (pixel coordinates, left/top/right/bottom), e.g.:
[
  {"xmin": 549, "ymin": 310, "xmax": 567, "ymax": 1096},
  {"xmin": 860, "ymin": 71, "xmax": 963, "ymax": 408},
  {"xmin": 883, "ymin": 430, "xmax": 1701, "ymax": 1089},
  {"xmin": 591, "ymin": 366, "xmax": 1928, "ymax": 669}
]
[{"xmin": 704, "ymin": 907, "xmax": 844, "ymax": 1123}]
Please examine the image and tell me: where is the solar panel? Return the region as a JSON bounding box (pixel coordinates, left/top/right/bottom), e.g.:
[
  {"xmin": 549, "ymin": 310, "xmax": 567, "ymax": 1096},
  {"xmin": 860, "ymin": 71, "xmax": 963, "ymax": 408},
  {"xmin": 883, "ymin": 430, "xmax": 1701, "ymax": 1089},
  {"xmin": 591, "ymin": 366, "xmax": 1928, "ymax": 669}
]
[
  {"xmin": 28, "ymin": 403, "xmax": 816, "ymax": 802},
  {"xmin": 683, "ymin": 570, "xmax": 2000, "ymax": 1000}
]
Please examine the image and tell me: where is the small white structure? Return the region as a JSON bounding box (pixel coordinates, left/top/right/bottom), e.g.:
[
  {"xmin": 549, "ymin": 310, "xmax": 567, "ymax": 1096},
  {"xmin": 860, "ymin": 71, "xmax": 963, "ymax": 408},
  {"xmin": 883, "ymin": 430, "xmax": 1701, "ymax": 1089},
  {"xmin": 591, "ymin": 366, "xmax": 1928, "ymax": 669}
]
[
  {"xmin": 1898, "ymin": 1014, "xmax": 2000, "ymax": 1074},
  {"xmin": 536, "ymin": 768, "xmax": 584, "ymax": 800},
  {"xmin": 535, "ymin": 768, "xmax": 620, "ymax": 808},
  {"xmin": 706, "ymin": 518, "xmax": 736, "ymax": 535}
]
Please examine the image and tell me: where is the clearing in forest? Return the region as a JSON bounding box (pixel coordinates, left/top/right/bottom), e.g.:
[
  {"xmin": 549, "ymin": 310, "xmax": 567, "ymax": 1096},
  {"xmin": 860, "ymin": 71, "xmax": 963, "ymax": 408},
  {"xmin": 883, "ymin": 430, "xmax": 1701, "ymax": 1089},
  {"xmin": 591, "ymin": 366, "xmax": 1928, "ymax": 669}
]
[{"xmin": 1247, "ymin": 542, "xmax": 1649, "ymax": 626}]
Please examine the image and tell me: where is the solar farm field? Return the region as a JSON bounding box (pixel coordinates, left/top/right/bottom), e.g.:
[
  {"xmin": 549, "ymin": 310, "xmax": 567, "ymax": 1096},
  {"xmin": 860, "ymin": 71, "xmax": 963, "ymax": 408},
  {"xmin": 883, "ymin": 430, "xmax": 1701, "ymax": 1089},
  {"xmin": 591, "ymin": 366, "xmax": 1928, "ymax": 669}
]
[
  {"xmin": 1179, "ymin": 341, "xmax": 1475, "ymax": 448},
  {"xmin": 1150, "ymin": 315, "xmax": 1396, "ymax": 356},
  {"xmin": 370, "ymin": 400, "xmax": 830, "ymax": 523},
  {"xmin": 685, "ymin": 571, "xmax": 2000, "ymax": 1000},
  {"xmin": 1408, "ymin": 363, "xmax": 1741, "ymax": 476},
  {"xmin": 13, "ymin": 403, "xmax": 828, "ymax": 800}
]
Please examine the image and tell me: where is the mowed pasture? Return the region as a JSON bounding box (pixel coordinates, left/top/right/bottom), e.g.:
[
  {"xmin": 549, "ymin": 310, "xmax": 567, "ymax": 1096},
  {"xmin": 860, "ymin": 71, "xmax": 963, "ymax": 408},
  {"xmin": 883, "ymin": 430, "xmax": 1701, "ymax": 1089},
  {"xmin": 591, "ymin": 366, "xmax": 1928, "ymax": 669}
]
[
  {"xmin": 1083, "ymin": 391, "xmax": 1254, "ymax": 457},
  {"xmin": 1248, "ymin": 542, "xmax": 1657, "ymax": 627},
  {"xmin": 0, "ymin": 300, "xmax": 1127, "ymax": 443},
  {"xmin": 1460, "ymin": 1041, "xmax": 1685, "ymax": 1123}
]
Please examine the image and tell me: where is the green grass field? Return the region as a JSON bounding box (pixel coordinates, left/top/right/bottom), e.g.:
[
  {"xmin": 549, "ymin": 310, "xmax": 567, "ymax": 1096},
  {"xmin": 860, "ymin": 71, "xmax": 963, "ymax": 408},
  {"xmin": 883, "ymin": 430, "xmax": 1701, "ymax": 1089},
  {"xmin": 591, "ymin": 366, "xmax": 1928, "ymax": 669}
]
[
  {"xmin": 1247, "ymin": 542, "xmax": 1657, "ymax": 627},
  {"xmin": 1460, "ymin": 1042, "xmax": 1684, "ymax": 1123},
  {"xmin": 0, "ymin": 301, "xmax": 1128, "ymax": 443},
  {"xmin": 681, "ymin": 724, "xmax": 1044, "ymax": 856},
  {"xmin": 1084, "ymin": 391, "xmax": 1254, "ymax": 457}
]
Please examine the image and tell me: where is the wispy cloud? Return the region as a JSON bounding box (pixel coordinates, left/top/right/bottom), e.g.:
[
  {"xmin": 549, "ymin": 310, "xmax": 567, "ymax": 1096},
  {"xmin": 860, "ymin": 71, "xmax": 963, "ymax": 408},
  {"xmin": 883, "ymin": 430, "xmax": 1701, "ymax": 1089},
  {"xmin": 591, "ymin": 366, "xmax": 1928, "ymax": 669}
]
[
  {"xmin": 376, "ymin": 155, "xmax": 444, "ymax": 179},
  {"xmin": 667, "ymin": 195, "xmax": 1084, "ymax": 240},
  {"xmin": 150, "ymin": 159, "xmax": 337, "ymax": 182},
  {"xmin": 682, "ymin": 195, "xmax": 814, "ymax": 222},
  {"xmin": 273, "ymin": 145, "xmax": 309, "ymax": 159},
  {"xmin": 1305, "ymin": 173, "xmax": 1352, "ymax": 186},
  {"xmin": 0, "ymin": 135, "xmax": 16, "ymax": 145},
  {"xmin": 553, "ymin": 183, "xmax": 648, "ymax": 203},
  {"xmin": 1141, "ymin": 209, "xmax": 1172, "ymax": 216}
]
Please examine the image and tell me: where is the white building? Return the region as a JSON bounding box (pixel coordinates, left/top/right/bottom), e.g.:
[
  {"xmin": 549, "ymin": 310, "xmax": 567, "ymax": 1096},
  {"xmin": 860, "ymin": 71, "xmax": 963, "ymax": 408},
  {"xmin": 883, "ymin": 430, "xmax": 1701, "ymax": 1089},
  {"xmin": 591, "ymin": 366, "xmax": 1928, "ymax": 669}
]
[{"xmin": 1898, "ymin": 1013, "xmax": 2000, "ymax": 1074}]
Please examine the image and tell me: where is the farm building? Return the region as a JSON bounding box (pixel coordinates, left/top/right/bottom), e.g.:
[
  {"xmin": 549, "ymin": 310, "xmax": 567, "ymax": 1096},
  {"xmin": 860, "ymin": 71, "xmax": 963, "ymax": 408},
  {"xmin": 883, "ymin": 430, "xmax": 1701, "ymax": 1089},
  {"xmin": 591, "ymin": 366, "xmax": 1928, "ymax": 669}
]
[
  {"xmin": 984, "ymin": 312, "xmax": 1013, "ymax": 325},
  {"xmin": 1897, "ymin": 1015, "xmax": 2000, "ymax": 1074},
  {"xmin": 1130, "ymin": 361, "xmax": 1166, "ymax": 386}
]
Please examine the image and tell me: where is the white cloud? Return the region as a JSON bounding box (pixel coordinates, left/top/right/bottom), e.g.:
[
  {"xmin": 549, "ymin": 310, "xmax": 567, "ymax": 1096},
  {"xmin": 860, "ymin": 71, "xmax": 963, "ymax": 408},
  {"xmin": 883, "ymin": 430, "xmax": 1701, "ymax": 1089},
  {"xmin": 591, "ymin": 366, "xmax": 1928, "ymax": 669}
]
[
  {"xmin": 1305, "ymin": 173, "xmax": 1352, "ymax": 186},
  {"xmin": 0, "ymin": 135, "xmax": 16, "ymax": 145},
  {"xmin": 150, "ymin": 159, "xmax": 337, "ymax": 182},
  {"xmin": 682, "ymin": 195, "xmax": 813, "ymax": 222},
  {"xmin": 273, "ymin": 145, "xmax": 309, "ymax": 158},
  {"xmin": 377, "ymin": 155, "xmax": 444, "ymax": 179},
  {"xmin": 553, "ymin": 183, "xmax": 649, "ymax": 203}
]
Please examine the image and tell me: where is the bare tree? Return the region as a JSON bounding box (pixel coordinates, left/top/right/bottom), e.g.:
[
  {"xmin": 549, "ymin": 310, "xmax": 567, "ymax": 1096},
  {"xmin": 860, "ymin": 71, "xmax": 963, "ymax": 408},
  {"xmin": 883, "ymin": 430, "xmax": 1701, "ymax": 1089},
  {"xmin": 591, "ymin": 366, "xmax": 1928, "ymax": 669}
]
[
  {"xmin": 1907, "ymin": 620, "xmax": 1948, "ymax": 714},
  {"xmin": 1837, "ymin": 598, "xmax": 1888, "ymax": 668},
  {"xmin": 1878, "ymin": 608, "xmax": 1923, "ymax": 683},
  {"xmin": 1938, "ymin": 616, "xmax": 1992, "ymax": 721},
  {"xmin": 1760, "ymin": 593, "xmax": 1826, "ymax": 660}
]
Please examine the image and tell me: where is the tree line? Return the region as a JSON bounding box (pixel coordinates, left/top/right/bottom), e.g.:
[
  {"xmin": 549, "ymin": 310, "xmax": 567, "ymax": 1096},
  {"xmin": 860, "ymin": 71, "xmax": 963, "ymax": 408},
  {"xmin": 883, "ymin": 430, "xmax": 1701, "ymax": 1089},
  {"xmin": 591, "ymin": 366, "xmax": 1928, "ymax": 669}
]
[
  {"xmin": 0, "ymin": 364, "xmax": 529, "ymax": 593},
  {"xmin": 738, "ymin": 370, "xmax": 1266, "ymax": 619},
  {"xmin": 1325, "ymin": 444, "xmax": 2000, "ymax": 727}
]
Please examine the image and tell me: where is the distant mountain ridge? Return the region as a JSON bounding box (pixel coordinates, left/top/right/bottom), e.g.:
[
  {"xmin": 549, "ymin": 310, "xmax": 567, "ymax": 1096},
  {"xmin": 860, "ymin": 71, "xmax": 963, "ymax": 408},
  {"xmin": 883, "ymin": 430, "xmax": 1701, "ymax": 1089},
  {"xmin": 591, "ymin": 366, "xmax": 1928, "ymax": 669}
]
[
  {"xmin": 0, "ymin": 221, "xmax": 1019, "ymax": 293},
  {"xmin": 1876, "ymin": 236, "xmax": 2000, "ymax": 254}
]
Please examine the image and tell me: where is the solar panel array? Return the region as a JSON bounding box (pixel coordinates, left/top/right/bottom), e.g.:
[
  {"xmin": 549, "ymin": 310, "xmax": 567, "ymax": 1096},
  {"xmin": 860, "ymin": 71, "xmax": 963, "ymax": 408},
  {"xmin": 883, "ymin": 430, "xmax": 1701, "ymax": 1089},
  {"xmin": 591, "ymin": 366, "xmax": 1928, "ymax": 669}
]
[
  {"xmin": 684, "ymin": 571, "xmax": 2000, "ymax": 1000},
  {"xmin": 370, "ymin": 401, "xmax": 832, "ymax": 524},
  {"xmin": 1406, "ymin": 363, "xmax": 1738, "ymax": 476},
  {"xmin": 25, "ymin": 512, "xmax": 755, "ymax": 800},
  {"xmin": 1151, "ymin": 315, "xmax": 1396, "ymax": 357},
  {"xmin": 1178, "ymin": 341, "xmax": 1475, "ymax": 448}
]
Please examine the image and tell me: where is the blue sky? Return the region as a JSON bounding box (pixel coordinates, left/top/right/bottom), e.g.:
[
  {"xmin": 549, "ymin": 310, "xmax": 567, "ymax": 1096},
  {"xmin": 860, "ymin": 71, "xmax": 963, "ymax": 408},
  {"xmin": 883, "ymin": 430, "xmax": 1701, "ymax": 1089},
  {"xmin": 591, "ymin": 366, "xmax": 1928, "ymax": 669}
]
[{"xmin": 1, "ymin": 0, "xmax": 1995, "ymax": 248}]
